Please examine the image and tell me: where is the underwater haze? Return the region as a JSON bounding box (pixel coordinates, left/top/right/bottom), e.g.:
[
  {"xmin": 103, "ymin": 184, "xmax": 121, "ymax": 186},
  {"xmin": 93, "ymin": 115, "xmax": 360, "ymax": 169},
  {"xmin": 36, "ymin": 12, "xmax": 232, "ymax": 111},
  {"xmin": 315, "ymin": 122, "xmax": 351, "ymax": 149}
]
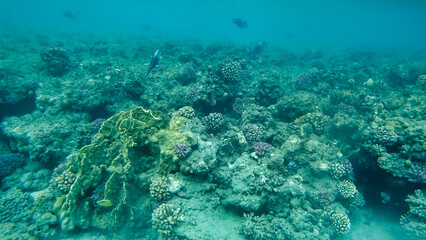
[
  {"xmin": 1, "ymin": 0, "xmax": 426, "ymax": 49},
  {"xmin": 0, "ymin": 0, "xmax": 425, "ymax": 240}
]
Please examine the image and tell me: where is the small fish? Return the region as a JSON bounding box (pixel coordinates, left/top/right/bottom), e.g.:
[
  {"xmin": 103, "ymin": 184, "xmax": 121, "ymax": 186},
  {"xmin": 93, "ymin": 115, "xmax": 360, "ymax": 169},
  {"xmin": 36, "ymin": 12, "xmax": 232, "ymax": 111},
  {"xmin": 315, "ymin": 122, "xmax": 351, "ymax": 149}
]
[
  {"xmin": 145, "ymin": 49, "xmax": 161, "ymax": 78},
  {"xmin": 97, "ymin": 199, "xmax": 113, "ymax": 207},
  {"xmin": 232, "ymin": 18, "xmax": 248, "ymax": 29},
  {"xmin": 63, "ymin": 10, "xmax": 76, "ymax": 20}
]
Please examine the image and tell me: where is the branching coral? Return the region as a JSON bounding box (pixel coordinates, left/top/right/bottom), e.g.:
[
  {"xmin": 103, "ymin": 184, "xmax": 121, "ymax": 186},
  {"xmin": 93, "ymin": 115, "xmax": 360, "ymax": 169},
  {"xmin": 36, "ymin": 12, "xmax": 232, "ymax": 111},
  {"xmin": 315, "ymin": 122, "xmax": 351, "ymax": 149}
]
[{"xmin": 152, "ymin": 203, "xmax": 184, "ymax": 238}]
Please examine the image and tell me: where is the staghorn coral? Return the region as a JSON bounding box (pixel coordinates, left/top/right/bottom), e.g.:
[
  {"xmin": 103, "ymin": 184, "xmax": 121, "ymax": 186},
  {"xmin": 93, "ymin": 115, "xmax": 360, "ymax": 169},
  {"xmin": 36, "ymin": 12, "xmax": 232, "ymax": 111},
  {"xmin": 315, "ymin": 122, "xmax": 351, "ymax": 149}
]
[{"xmin": 152, "ymin": 203, "xmax": 184, "ymax": 238}]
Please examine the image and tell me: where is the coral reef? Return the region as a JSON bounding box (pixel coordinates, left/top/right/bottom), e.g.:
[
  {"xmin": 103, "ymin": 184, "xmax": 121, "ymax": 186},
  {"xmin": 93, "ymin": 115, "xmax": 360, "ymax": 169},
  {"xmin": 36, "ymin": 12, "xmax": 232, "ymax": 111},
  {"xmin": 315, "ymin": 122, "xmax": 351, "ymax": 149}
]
[
  {"xmin": 50, "ymin": 106, "xmax": 191, "ymax": 232},
  {"xmin": 0, "ymin": 30, "xmax": 423, "ymax": 240},
  {"xmin": 243, "ymin": 123, "xmax": 264, "ymax": 143},
  {"xmin": 218, "ymin": 58, "xmax": 241, "ymax": 82},
  {"xmin": 330, "ymin": 212, "xmax": 351, "ymax": 235},
  {"xmin": 0, "ymin": 188, "xmax": 34, "ymax": 223},
  {"xmin": 52, "ymin": 164, "xmax": 77, "ymax": 193},
  {"xmin": 2, "ymin": 111, "xmax": 90, "ymax": 167},
  {"xmin": 295, "ymin": 72, "xmax": 313, "ymax": 90},
  {"xmin": 174, "ymin": 144, "xmax": 190, "ymax": 159},
  {"xmin": 400, "ymin": 189, "xmax": 426, "ymax": 238},
  {"xmin": 0, "ymin": 153, "xmax": 26, "ymax": 179},
  {"xmin": 203, "ymin": 112, "xmax": 225, "ymax": 133},
  {"xmin": 152, "ymin": 203, "xmax": 184, "ymax": 238},
  {"xmin": 252, "ymin": 142, "xmax": 273, "ymax": 157},
  {"xmin": 40, "ymin": 47, "xmax": 71, "ymax": 77},
  {"xmin": 150, "ymin": 176, "xmax": 171, "ymax": 202},
  {"xmin": 173, "ymin": 106, "xmax": 195, "ymax": 118}
]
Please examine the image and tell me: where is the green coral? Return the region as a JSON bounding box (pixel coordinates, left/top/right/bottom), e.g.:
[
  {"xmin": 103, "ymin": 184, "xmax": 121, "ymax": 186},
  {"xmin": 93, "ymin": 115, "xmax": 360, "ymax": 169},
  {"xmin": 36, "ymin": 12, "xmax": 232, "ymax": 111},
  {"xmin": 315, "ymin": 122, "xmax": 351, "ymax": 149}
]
[{"xmin": 54, "ymin": 107, "xmax": 190, "ymax": 231}]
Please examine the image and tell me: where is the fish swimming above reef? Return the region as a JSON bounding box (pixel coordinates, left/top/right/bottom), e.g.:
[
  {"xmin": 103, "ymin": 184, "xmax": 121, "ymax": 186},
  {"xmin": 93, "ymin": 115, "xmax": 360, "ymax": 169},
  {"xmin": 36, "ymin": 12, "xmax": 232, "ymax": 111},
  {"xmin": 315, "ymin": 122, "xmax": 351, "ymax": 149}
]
[
  {"xmin": 232, "ymin": 18, "xmax": 248, "ymax": 29},
  {"xmin": 145, "ymin": 49, "xmax": 161, "ymax": 78},
  {"xmin": 63, "ymin": 10, "xmax": 76, "ymax": 20}
]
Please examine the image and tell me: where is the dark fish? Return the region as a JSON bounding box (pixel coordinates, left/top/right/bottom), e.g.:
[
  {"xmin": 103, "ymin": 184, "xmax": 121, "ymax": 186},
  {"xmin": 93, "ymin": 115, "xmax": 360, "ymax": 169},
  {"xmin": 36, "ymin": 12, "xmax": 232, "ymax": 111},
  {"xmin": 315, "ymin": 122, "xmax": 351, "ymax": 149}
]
[
  {"xmin": 145, "ymin": 49, "xmax": 161, "ymax": 78},
  {"xmin": 232, "ymin": 18, "xmax": 248, "ymax": 29},
  {"xmin": 63, "ymin": 11, "xmax": 76, "ymax": 20}
]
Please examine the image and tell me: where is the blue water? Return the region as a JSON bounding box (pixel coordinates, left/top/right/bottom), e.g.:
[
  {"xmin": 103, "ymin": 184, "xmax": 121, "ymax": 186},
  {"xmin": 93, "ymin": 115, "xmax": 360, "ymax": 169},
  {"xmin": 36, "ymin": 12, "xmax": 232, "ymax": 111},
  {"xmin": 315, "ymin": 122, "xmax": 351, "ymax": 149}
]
[{"xmin": 1, "ymin": 0, "xmax": 426, "ymax": 50}]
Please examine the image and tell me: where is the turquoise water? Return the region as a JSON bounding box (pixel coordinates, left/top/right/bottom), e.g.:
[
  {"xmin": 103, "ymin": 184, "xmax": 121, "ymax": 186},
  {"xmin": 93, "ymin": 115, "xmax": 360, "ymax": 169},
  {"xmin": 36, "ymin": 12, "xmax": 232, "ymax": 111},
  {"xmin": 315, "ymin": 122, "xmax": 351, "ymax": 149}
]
[
  {"xmin": 1, "ymin": 0, "xmax": 426, "ymax": 49},
  {"xmin": 0, "ymin": 1, "xmax": 425, "ymax": 240}
]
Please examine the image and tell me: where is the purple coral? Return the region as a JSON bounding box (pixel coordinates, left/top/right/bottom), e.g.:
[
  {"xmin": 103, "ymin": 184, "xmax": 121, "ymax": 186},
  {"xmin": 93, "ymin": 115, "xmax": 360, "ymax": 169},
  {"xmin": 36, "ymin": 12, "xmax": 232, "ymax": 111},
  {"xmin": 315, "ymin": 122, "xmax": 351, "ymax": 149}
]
[
  {"xmin": 253, "ymin": 142, "xmax": 273, "ymax": 156},
  {"xmin": 175, "ymin": 144, "xmax": 190, "ymax": 158}
]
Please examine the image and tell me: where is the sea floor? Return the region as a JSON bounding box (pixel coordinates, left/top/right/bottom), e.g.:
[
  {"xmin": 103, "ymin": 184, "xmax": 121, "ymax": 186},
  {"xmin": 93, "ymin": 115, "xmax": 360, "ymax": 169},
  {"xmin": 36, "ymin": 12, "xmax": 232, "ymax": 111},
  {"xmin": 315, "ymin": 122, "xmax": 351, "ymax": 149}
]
[{"xmin": 0, "ymin": 27, "xmax": 425, "ymax": 239}]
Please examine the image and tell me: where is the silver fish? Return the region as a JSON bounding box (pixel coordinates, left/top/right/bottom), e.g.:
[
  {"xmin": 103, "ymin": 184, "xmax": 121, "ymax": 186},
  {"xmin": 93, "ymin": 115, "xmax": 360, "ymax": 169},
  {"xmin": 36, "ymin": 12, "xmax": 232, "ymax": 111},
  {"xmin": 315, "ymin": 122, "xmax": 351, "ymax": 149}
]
[{"xmin": 145, "ymin": 49, "xmax": 161, "ymax": 78}]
